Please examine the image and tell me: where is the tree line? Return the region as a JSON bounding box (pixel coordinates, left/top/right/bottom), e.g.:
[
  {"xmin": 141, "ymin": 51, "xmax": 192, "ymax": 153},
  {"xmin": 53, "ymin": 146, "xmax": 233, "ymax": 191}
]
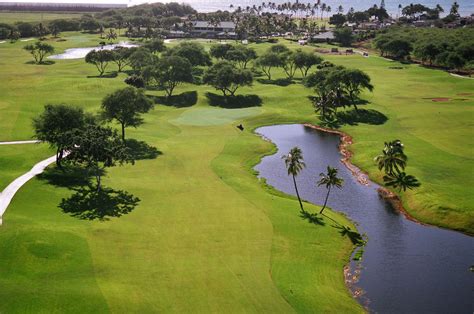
[
  {"xmin": 0, "ymin": 2, "xmax": 195, "ymax": 41},
  {"xmin": 373, "ymin": 27, "xmax": 474, "ymax": 72}
]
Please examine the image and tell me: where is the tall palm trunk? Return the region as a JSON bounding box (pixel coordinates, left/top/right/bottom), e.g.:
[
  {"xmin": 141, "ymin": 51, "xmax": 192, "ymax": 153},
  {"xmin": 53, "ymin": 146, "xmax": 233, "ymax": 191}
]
[
  {"xmin": 319, "ymin": 186, "xmax": 331, "ymax": 214},
  {"xmin": 292, "ymin": 174, "xmax": 304, "ymax": 212}
]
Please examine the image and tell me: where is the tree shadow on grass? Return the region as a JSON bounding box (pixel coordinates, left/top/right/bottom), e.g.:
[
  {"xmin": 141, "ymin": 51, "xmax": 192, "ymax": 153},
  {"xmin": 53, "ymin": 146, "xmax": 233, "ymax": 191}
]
[
  {"xmin": 87, "ymin": 71, "xmax": 118, "ymax": 79},
  {"xmin": 59, "ymin": 186, "xmax": 140, "ymax": 221},
  {"xmin": 300, "ymin": 210, "xmax": 326, "ymax": 226},
  {"xmin": 334, "ymin": 225, "xmax": 365, "ymax": 246},
  {"xmin": 257, "ymin": 78, "xmax": 293, "ymax": 86},
  {"xmin": 335, "ymin": 108, "xmax": 388, "ymax": 126},
  {"xmin": 206, "ymin": 92, "xmax": 262, "ymax": 109},
  {"xmin": 151, "ymin": 91, "xmax": 198, "ymax": 108},
  {"xmin": 38, "ymin": 165, "xmax": 104, "ymax": 188},
  {"xmin": 25, "ymin": 60, "xmax": 56, "ymax": 65},
  {"xmin": 125, "ymin": 139, "xmax": 162, "ymax": 160}
]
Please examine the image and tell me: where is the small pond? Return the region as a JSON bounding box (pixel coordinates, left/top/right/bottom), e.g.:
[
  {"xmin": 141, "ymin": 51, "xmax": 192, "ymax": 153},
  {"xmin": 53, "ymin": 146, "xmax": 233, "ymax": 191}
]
[
  {"xmin": 255, "ymin": 124, "xmax": 473, "ymax": 313},
  {"xmin": 48, "ymin": 41, "xmax": 138, "ymax": 59}
]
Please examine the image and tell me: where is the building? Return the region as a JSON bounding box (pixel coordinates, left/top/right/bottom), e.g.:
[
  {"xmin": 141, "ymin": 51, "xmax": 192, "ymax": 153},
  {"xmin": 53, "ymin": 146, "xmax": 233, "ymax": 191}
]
[
  {"xmin": 188, "ymin": 21, "xmax": 236, "ymax": 39},
  {"xmin": 312, "ymin": 31, "xmax": 334, "ymax": 43}
]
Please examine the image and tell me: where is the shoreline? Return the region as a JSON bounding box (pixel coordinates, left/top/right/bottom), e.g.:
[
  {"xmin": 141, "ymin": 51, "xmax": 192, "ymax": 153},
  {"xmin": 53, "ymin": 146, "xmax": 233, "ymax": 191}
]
[
  {"xmin": 253, "ymin": 124, "xmax": 368, "ymax": 310},
  {"xmin": 303, "ymin": 123, "xmax": 474, "ymax": 236}
]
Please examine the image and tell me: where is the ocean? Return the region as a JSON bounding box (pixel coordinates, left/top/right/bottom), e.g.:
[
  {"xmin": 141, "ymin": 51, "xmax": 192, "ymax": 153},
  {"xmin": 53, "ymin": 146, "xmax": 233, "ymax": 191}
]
[{"xmin": 156, "ymin": 0, "xmax": 474, "ymax": 16}]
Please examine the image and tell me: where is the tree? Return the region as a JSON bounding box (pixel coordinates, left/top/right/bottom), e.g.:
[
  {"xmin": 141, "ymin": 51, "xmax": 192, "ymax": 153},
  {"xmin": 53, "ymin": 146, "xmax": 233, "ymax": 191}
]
[
  {"xmin": 414, "ymin": 42, "xmax": 441, "ymax": 66},
  {"xmin": 445, "ymin": 52, "xmax": 466, "ymax": 71},
  {"xmin": 106, "ymin": 28, "xmax": 117, "ymax": 42},
  {"xmin": 449, "ymin": 1, "xmax": 460, "ymax": 17},
  {"xmin": 146, "ymin": 55, "xmax": 193, "ymax": 97},
  {"xmin": 203, "ymin": 61, "xmax": 253, "ymax": 96},
  {"xmin": 166, "ymin": 41, "xmax": 211, "ymax": 66},
  {"xmin": 334, "ymin": 27, "xmax": 354, "ymax": 47},
  {"xmin": 8, "ymin": 29, "xmax": 20, "ymax": 42},
  {"xmin": 339, "ymin": 68, "xmax": 374, "ymax": 110},
  {"xmin": 225, "ymin": 45, "xmax": 257, "ymax": 69},
  {"xmin": 33, "ymin": 104, "xmax": 95, "ymax": 168},
  {"xmin": 293, "ymin": 49, "xmax": 323, "ymax": 77},
  {"xmin": 312, "ymin": 88, "xmax": 339, "ymax": 121},
  {"xmin": 256, "ymin": 52, "xmax": 283, "ymax": 80},
  {"xmin": 16, "ymin": 22, "xmax": 35, "ymax": 37},
  {"xmin": 111, "ymin": 46, "xmax": 135, "ymax": 72},
  {"xmin": 65, "ymin": 125, "xmax": 134, "ymax": 191},
  {"xmin": 85, "ymin": 49, "xmax": 114, "ymax": 76},
  {"xmin": 101, "ymin": 87, "xmax": 153, "ymax": 141},
  {"xmin": 280, "ymin": 51, "xmax": 299, "ymax": 80},
  {"xmin": 80, "ymin": 16, "xmax": 100, "ymax": 33},
  {"xmin": 384, "ymin": 39, "xmax": 412, "ymax": 60},
  {"xmin": 23, "ymin": 42, "xmax": 55, "ymax": 64},
  {"xmin": 129, "ymin": 48, "xmax": 155, "ymax": 73},
  {"xmin": 144, "ymin": 38, "xmax": 166, "ymax": 54},
  {"xmin": 50, "ymin": 26, "xmax": 60, "ymax": 38},
  {"xmin": 282, "ymin": 147, "xmax": 306, "ymax": 212},
  {"xmin": 317, "ymin": 166, "xmax": 344, "ymax": 214},
  {"xmin": 374, "ymin": 140, "xmax": 407, "ymax": 176},
  {"xmin": 210, "ymin": 43, "xmax": 233, "ymax": 59},
  {"xmin": 350, "ymin": 11, "xmax": 370, "ymax": 24},
  {"xmin": 34, "ymin": 22, "xmax": 48, "ymax": 38},
  {"xmin": 383, "ymin": 172, "xmax": 420, "ymax": 192},
  {"xmin": 124, "ymin": 75, "xmax": 145, "ymax": 88},
  {"xmin": 329, "ymin": 14, "xmax": 346, "ymax": 27},
  {"xmin": 304, "ymin": 66, "xmax": 349, "ymax": 116}
]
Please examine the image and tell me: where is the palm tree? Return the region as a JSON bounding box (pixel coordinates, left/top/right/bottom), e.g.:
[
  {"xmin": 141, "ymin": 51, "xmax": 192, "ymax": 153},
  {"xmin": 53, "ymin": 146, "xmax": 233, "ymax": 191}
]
[
  {"xmin": 374, "ymin": 140, "xmax": 407, "ymax": 176},
  {"xmin": 282, "ymin": 147, "xmax": 306, "ymax": 212},
  {"xmin": 317, "ymin": 166, "xmax": 344, "ymax": 214},
  {"xmin": 383, "ymin": 172, "xmax": 420, "ymax": 191},
  {"xmin": 320, "ymin": 3, "xmax": 327, "ymax": 20}
]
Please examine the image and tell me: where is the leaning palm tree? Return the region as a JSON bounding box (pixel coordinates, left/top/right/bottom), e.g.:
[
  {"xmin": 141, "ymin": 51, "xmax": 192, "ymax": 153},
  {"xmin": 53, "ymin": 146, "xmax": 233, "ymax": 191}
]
[
  {"xmin": 383, "ymin": 172, "xmax": 420, "ymax": 192},
  {"xmin": 317, "ymin": 166, "xmax": 344, "ymax": 214},
  {"xmin": 374, "ymin": 140, "xmax": 407, "ymax": 176},
  {"xmin": 282, "ymin": 147, "xmax": 306, "ymax": 212}
]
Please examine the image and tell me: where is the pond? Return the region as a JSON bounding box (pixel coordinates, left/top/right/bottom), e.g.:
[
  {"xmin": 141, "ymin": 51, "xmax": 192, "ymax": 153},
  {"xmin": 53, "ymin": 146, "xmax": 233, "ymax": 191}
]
[
  {"xmin": 254, "ymin": 124, "xmax": 473, "ymax": 313},
  {"xmin": 48, "ymin": 41, "xmax": 138, "ymax": 59}
]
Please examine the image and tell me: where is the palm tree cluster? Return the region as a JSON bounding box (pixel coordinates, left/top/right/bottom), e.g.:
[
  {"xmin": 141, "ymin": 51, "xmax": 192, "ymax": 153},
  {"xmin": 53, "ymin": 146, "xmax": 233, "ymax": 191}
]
[
  {"xmin": 374, "ymin": 140, "xmax": 421, "ymax": 192},
  {"xmin": 283, "ymin": 147, "xmax": 344, "ymax": 215},
  {"xmin": 230, "ymin": 1, "xmax": 335, "ymax": 20}
]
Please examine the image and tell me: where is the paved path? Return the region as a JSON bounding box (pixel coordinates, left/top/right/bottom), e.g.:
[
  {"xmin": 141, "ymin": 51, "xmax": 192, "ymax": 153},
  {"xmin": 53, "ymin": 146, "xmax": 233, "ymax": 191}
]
[
  {"xmin": 450, "ymin": 73, "xmax": 474, "ymax": 80},
  {"xmin": 0, "ymin": 139, "xmax": 53, "ymax": 225},
  {"xmin": 0, "ymin": 140, "xmax": 40, "ymax": 145}
]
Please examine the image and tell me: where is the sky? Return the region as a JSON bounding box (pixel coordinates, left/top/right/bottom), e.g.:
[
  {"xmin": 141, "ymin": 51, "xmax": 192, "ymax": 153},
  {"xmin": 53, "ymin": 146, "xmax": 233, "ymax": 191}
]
[{"xmin": 1, "ymin": 0, "xmax": 472, "ymax": 15}]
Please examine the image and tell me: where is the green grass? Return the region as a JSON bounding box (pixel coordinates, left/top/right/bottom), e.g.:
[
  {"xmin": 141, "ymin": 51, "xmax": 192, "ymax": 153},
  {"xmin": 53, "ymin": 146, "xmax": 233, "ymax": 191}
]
[
  {"xmin": 0, "ymin": 30, "xmax": 472, "ymax": 312},
  {"xmin": 0, "ymin": 33, "xmax": 363, "ymax": 312},
  {"xmin": 0, "ymin": 11, "xmax": 83, "ymax": 24},
  {"xmin": 0, "ymin": 143, "xmax": 52, "ymax": 190}
]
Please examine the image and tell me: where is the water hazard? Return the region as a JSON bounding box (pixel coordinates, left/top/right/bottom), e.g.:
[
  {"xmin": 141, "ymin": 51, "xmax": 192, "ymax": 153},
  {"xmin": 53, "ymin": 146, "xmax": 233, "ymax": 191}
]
[
  {"xmin": 254, "ymin": 124, "xmax": 473, "ymax": 313},
  {"xmin": 48, "ymin": 41, "xmax": 138, "ymax": 59}
]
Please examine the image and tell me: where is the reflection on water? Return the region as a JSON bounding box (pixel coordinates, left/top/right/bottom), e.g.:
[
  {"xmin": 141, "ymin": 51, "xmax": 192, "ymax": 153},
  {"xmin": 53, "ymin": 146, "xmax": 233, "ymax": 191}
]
[
  {"xmin": 48, "ymin": 42, "xmax": 138, "ymax": 59},
  {"xmin": 255, "ymin": 124, "xmax": 474, "ymax": 313}
]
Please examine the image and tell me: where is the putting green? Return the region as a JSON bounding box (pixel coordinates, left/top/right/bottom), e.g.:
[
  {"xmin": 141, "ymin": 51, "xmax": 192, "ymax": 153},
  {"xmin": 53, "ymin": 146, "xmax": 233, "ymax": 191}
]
[{"xmin": 172, "ymin": 107, "xmax": 262, "ymax": 126}]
